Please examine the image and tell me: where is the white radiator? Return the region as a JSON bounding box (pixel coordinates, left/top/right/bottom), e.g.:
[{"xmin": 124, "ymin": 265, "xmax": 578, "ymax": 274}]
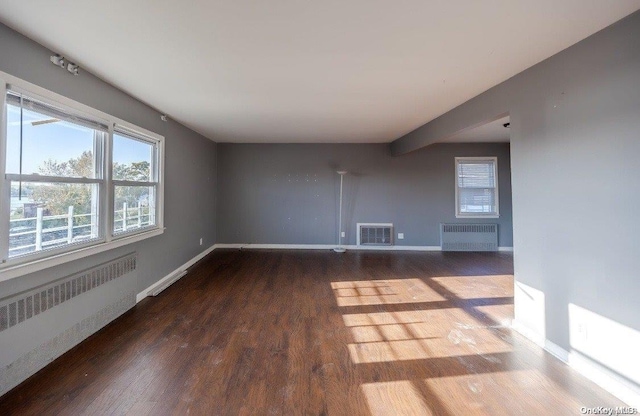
[
  {"xmin": 440, "ymin": 223, "xmax": 498, "ymax": 252},
  {"xmin": 0, "ymin": 253, "xmax": 138, "ymax": 396}
]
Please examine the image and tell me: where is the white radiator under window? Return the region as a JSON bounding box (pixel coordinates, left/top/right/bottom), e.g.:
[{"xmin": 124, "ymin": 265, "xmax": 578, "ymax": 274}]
[{"xmin": 440, "ymin": 223, "xmax": 498, "ymax": 251}]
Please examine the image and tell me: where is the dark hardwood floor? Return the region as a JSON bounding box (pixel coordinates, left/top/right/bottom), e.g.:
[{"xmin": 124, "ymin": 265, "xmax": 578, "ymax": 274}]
[{"xmin": 0, "ymin": 249, "xmax": 624, "ymax": 415}]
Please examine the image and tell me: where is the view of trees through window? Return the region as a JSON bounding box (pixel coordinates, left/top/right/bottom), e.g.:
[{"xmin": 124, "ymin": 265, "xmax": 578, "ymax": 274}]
[
  {"xmin": 10, "ymin": 151, "xmax": 151, "ymax": 218},
  {"xmin": 3, "ymin": 87, "xmax": 162, "ymax": 264},
  {"xmin": 9, "ymin": 150, "xmax": 155, "ymax": 256},
  {"xmin": 112, "ymin": 132, "xmax": 156, "ymax": 233},
  {"xmin": 11, "ymin": 151, "xmax": 94, "ymax": 219}
]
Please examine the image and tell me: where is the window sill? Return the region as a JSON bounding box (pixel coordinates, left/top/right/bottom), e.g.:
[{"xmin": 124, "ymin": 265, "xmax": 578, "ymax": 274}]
[{"xmin": 0, "ymin": 227, "xmax": 164, "ymax": 283}]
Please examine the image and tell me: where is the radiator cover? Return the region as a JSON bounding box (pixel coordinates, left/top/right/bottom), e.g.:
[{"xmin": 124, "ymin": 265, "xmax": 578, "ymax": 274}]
[
  {"xmin": 440, "ymin": 223, "xmax": 498, "ymax": 252},
  {"xmin": 0, "ymin": 253, "xmax": 137, "ymax": 396}
]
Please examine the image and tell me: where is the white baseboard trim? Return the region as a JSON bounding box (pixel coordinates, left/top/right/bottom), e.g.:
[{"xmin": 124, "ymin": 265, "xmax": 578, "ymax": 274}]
[
  {"xmin": 215, "ymin": 243, "xmax": 514, "ymax": 252},
  {"xmin": 345, "ymin": 245, "xmax": 442, "ymax": 251},
  {"xmin": 214, "ymin": 243, "xmax": 336, "ymax": 250},
  {"xmin": 212, "ymin": 243, "xmax": 246, "ymax": 249},
  {"xmin": 136, "ymin": 244, "xmax": 217, "ymax": 303},
  {"xmin": 511, "ymin": 320, "xmax": 640, "ymax": 408}
]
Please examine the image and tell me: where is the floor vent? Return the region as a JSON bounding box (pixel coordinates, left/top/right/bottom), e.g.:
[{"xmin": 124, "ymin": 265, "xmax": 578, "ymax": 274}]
[
  {"xmin": 357, "ymin": 223, "xmax": 393, "ymax": 246},
  {"xmin": 441, "ymin": 223, "xmax": 498, "ymax": 252}
]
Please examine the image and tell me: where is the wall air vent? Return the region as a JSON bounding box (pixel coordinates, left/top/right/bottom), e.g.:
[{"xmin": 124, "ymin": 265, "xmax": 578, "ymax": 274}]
[
  {"xmin": 440, "ymin": 223, "xmax": 498, "ymax": 251},
  {"xmin": 357, "ymin": 223, "xmax": 393, "ymax": 246}
]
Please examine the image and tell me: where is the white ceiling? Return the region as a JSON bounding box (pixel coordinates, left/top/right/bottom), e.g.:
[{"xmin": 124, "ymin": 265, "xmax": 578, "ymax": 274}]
[
  {"xmin": 0, "ymin": 1, "xmax": 638, "ymax": 143},
  {"xmin": 442, "ymin": 116, "xmax": 510, "ymax": 144}
]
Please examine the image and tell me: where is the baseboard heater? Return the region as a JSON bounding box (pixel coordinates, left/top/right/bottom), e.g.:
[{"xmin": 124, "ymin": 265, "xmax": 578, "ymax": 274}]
[{"xmin": 440, "ymin": 223, "xmax": 498, "ymax": 252}]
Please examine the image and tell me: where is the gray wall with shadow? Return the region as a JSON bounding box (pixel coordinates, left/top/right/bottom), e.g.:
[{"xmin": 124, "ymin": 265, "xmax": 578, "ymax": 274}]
[
  {"xmin": 0, "ymin": 21, "xmax": 217, "ymax": 332},
  {"xmin": 0, "ymin": 21, "xmax": 218, "ymax": 395},
  {"xmin": 217, "ymin": 142, "xmax": 512, "ymax": 247},
  {"xmin": 391, "ymin": 10, "xmax": 640, "ymax": 394}
]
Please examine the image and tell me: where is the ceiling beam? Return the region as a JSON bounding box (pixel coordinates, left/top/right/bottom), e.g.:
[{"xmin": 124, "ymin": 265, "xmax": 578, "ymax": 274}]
[{"xmin": 390, "ymin": 77, "xmax": 511, "ymax": 156}]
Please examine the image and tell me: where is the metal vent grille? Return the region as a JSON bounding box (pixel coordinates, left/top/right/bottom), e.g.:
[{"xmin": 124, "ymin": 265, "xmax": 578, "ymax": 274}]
[
  {"xmin": 358, "ymin": 223, "xmax": 393, "ymax": 246},
  {"xmin": 441, "ymin": 223, "xmax": 498, "ymax": 251},
  {"xmin": 0, "ymin": 253, "xmax": 137, "ymax": 332}
]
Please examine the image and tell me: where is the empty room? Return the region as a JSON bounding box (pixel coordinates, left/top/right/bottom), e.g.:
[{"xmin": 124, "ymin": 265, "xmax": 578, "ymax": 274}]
[{"xmin": 1, "ymin": 1, "xmax": 639, "ymax": 415}]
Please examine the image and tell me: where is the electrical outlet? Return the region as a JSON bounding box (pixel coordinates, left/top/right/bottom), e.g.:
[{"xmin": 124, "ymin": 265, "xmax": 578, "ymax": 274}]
[
  {"xmin": 199, "ymin": 237, "xmax": 203, "ymax": 246},
  {"xmin": 341, "ymin": 232, "xmax": 346, "ymax": 238},
  {"xmin": 577, "ymin": 322, "xmax": 588, "ymax": 341},
  {"xmin": 398, "ymin": 233, "xmax": 404, "ymax": 240}
]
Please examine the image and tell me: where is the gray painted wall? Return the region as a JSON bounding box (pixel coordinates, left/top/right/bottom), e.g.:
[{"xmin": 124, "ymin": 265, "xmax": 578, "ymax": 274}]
[
  {"xmin": 217, "ymin": 143, "xmax": 512, "ymax": 247},
  {"xmin": 392, "ymin": 10, "xmax": 640, "ymax": 396},
  {"xmin": 0, "ymin": 23, "xmax": 217, "ymax": 310}
]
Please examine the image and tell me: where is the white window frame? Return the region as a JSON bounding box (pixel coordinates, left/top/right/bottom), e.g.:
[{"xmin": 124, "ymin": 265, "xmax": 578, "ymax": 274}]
[
  {"xmin": 111, "ymin": 124, "xmax": 163, "ymax": 237},
  {"xmin": 455, "ymin": 156, "xmax": 499, "ymax": 219},
  {"xmin": 0, "ymin": 71, "xmax": 165, "ymax": 282}
]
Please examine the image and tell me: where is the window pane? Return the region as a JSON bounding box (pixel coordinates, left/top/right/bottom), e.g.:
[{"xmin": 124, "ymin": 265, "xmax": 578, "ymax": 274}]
[
  {"xmin": 457, "ymin": 162, "xmax": 495, "ymax": 188},
  {"xmin": 113, "ymin": 186, "xmax": 156, "ymax": 233},
  {"xmin": 6, "ymin": 102, "xmax": 100, "ymax": 178},
  {"xmin": 8, "ymin": 181, "xmax": 100, "ymax": 258},
  {"xmin": 113, "ymin": 133, "xmax": 154, "ymax": 181},
  {"xmin": 459, "ymin": 188, "xmax": 496, "ymax": 214}
]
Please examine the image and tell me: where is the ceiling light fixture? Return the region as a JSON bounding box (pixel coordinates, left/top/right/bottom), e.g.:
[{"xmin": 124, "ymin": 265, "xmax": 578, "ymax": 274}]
[
  {"xmin": 67, "ymin": 62, "xmax": 79, "ymax": 76},
  {"xmin": 50, "ymin": 54, "xmax": 65, "ymax": 68}
]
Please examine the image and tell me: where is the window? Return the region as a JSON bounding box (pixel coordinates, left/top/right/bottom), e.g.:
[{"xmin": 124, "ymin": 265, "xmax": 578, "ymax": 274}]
[
  {"xmin": 455, "ymin": 157, "xmax": 499, "ymax": 218},
  {"xmin": 4, "ymin": 90, "xmax": 106, "ymax": 259},
  {"xmin": 0, "ymin": 77, "xmax": 164, "ymax": 280},
  {"xmin": 112, "ymin": 129, "xmax": 159, "ymax": 234}
]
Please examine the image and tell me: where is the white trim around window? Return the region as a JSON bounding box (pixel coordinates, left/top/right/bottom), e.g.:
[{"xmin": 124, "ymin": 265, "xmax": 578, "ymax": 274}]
[
  {"xmin": 0, "ymin": 70, "xmax": 165, "ymax": 283},
  {"xmin": 455, "ymin": 156, "xmax": 499, "ymax": 219}
]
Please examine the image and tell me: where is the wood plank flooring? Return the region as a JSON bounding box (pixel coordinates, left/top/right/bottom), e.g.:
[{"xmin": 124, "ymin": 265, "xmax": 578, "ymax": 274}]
[{"xmin": 0, "ymin": 249, "xmax": 625, "ymax": 415}]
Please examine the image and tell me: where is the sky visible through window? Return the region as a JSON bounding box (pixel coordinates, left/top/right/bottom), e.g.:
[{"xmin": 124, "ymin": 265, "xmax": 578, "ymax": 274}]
[
  {"xmin": 113, "ymin": 133, "xmax": 153, "ymax": 173},
  {"xmin": 6, "ymin": 104, "xmax": 150, "ymax": 175}
]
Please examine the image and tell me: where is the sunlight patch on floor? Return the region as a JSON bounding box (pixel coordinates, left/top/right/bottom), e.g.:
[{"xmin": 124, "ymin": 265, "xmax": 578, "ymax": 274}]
[
  {"xmin": 348, "ymin": 336, "xmax": 512, "ymax": 364},
  {"xmin": 422, "ymin": 368, "xmax": 586, "ymax": 415},
  {"xmin": 473, "ymin": 304, "xmax": 514, "ymax": 328},
  {"xmin": 363, "ymin": 368, "xmax": 586, "ymax": 416},
  {"xmin": 343, "ymin": 310, "xmax": 513, "ymax": 364},
  {"xmin": 430, "ymin": 275, "xmax": 513, "ymax": 299},
  {"xmin": 361, "ymin": 381, "xmax": 433, "ymax": 416},
  {"xmin": 331, "ymin": 278, "xmax": 446, "ymax": 307}
]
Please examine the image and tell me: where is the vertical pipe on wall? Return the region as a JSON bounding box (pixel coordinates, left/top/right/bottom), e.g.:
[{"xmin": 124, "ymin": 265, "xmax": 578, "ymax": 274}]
[{"xmin": 334, "ymin": 171, "xmax": 347, "ymax": 253}]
